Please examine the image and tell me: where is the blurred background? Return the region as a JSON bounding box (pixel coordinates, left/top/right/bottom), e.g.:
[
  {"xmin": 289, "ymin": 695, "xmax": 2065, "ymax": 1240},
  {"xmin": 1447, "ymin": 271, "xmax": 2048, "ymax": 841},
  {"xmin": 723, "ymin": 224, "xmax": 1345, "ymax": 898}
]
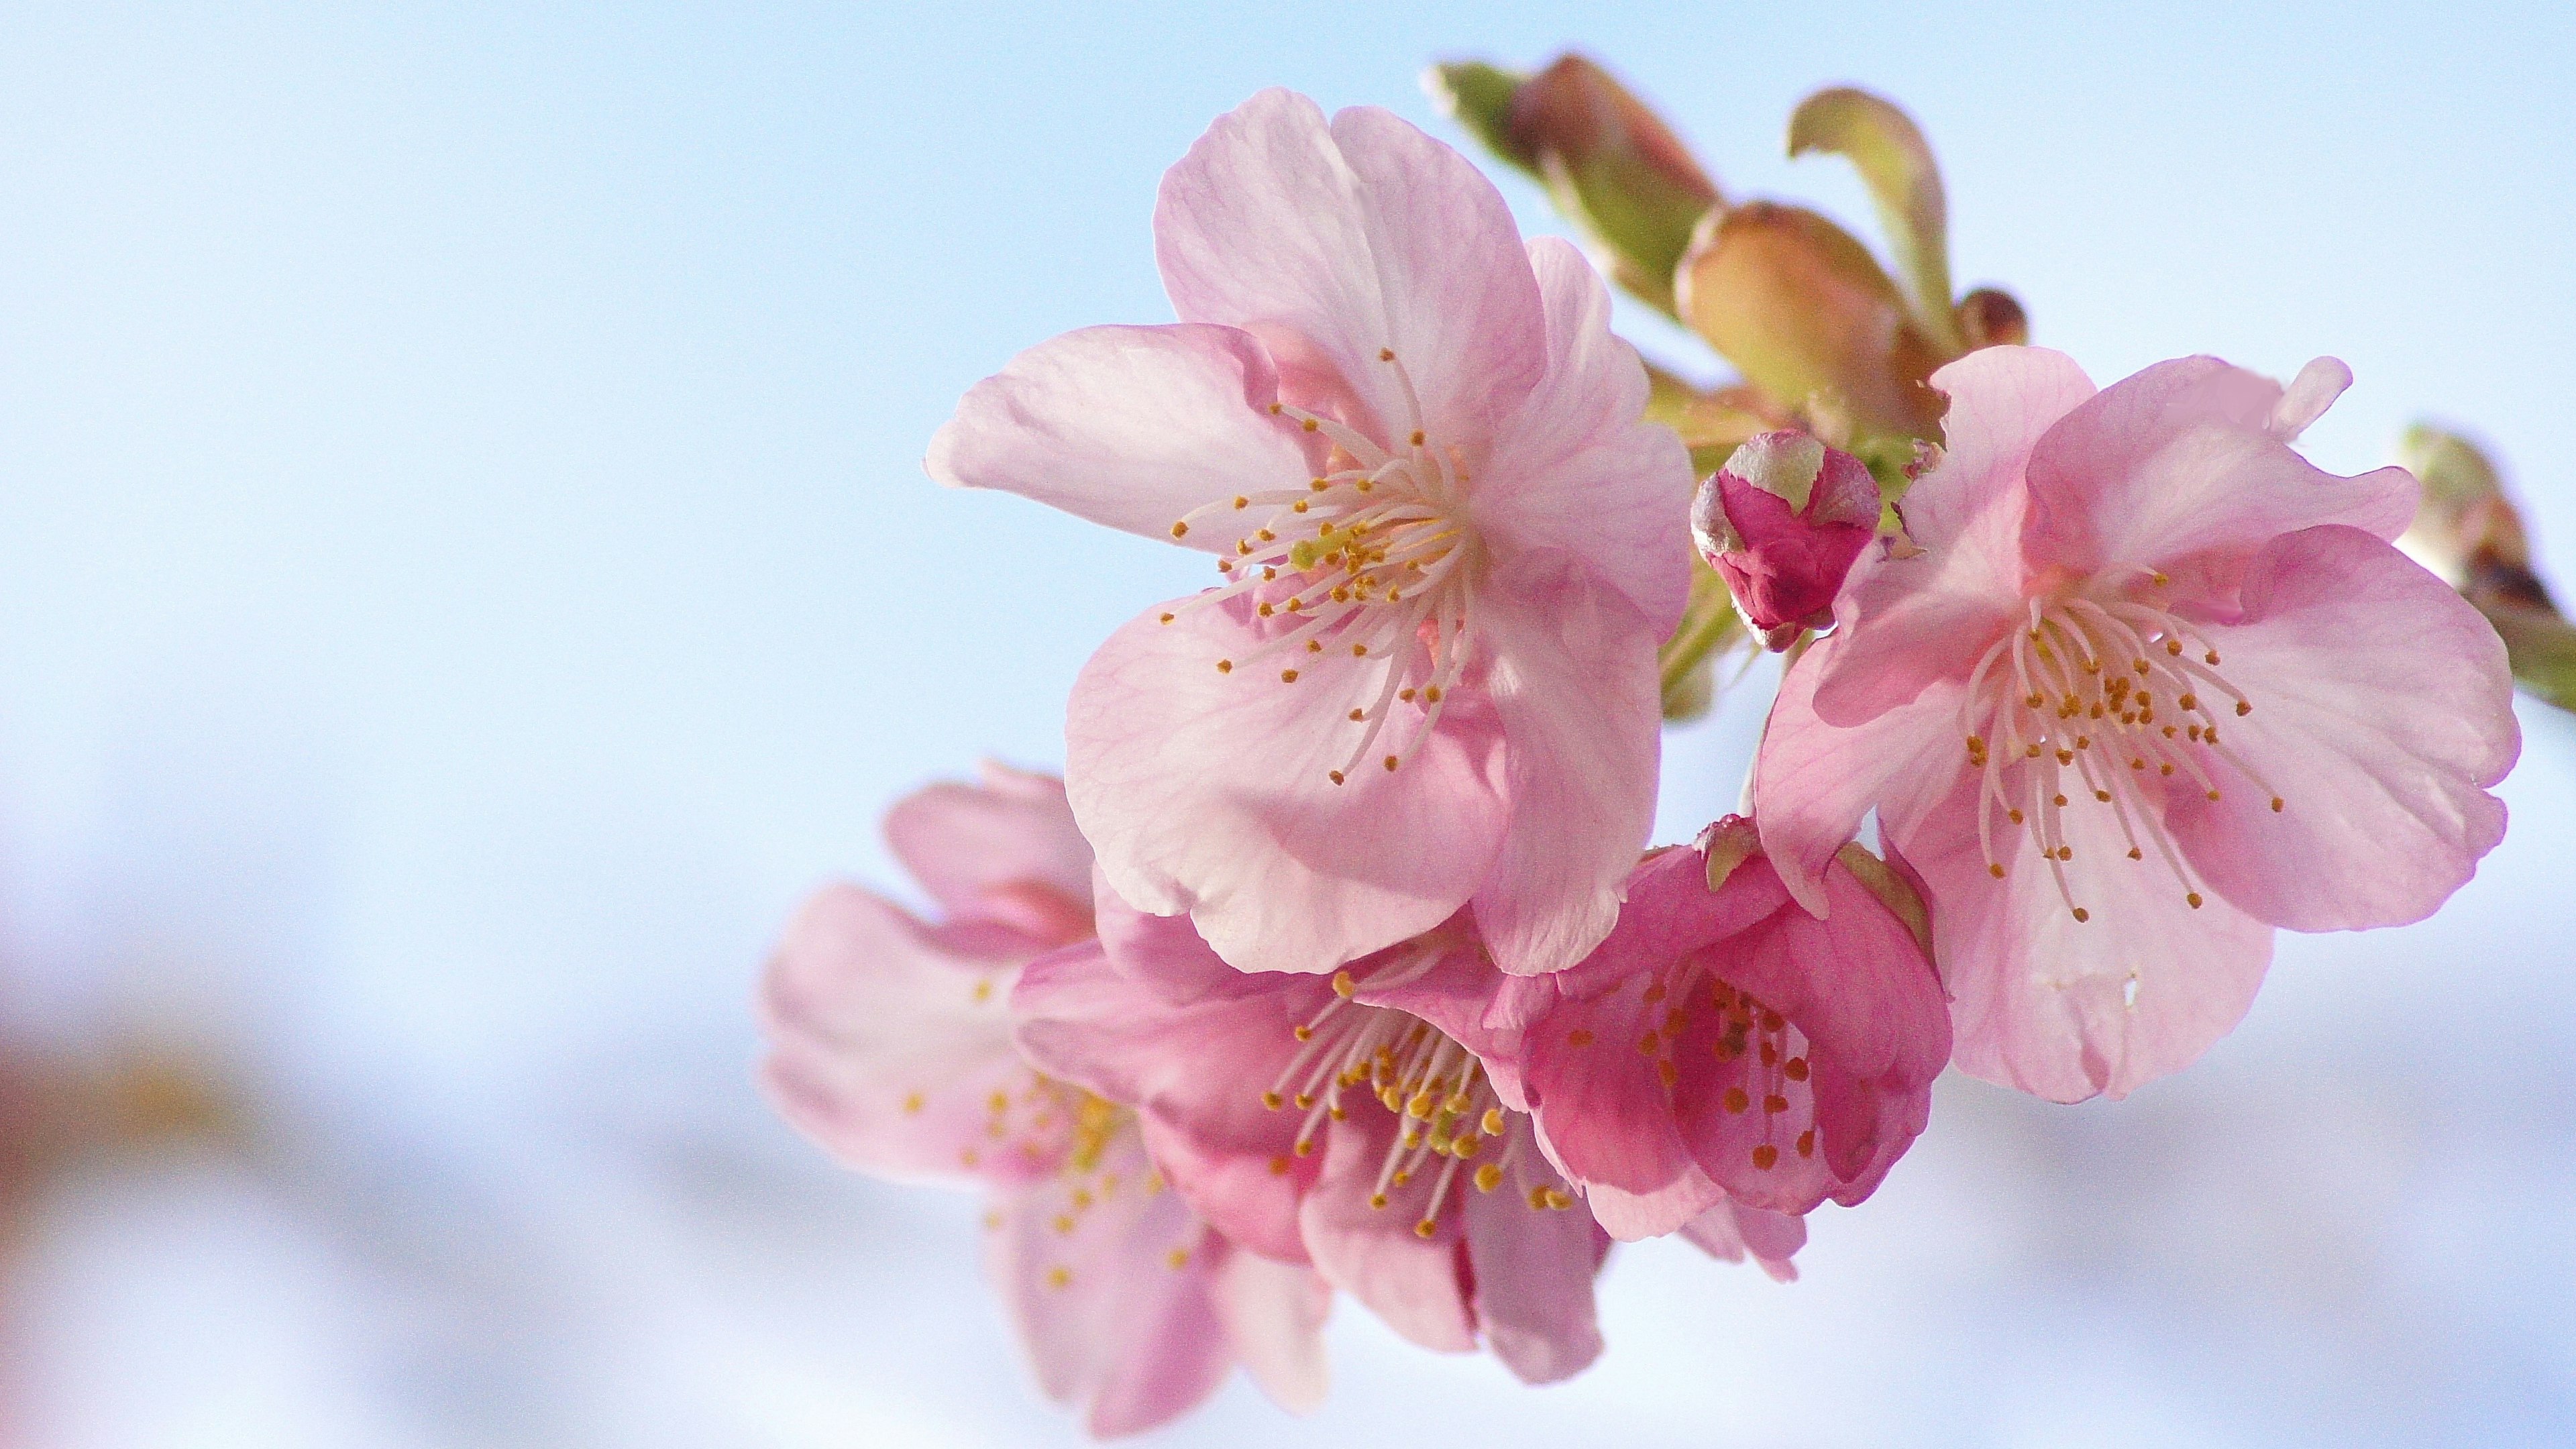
[{"xmin": 1, "ymin": 2, "xmax": 2571, "ymax": 1444}]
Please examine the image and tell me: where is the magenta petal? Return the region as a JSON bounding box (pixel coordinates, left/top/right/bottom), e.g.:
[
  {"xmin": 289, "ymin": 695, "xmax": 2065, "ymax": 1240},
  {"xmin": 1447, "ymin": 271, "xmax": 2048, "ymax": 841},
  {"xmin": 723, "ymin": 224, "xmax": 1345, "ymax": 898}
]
[
  {"xmin": 1755, "ymin": 636, "xmax": 1974, "ymax": 916},
  {"xmin": 1068, "ymin": 599, "xmax": 1508, "ymax": 975},
  {"xmin": 2167, "ymin": 525, "xmax": 2518, "ymax": 932},
  {"xmin": 756, "ymin": 884, "xmax": 1048, "ymax": 1187},
  {"xmin": 927, "ymin": 323, "xmax": 1316, "ymax": 549},
  {"xmin": 1155, "ymin": 90, "xmax": 1547, "ymax": 449},
  {"xmin": 2021, "ymin": 354, "xmax": 2417, "ymax": 574},
  {"xmin": 882, "ymin": 764, "xmax": 1094, "ymax": 939},
  {"xmin": 1208, "ymin": 1246, "xmax": 1332, "ymax": 1414},
  {"xmin": 1473, "ymin": 237, "xmax": 1695, "ymax": 635},
  {"xmin": 1296, "ymin": 1112, "xmax": 1476, "ymax": 1353},
  {"xmin": 1468, "ymin": 551, "xmax": 1664, "ymax": 975},
  {"xmin": 1461, "ymin": 1147, "xmax": 1609, "ymax": 1385}
]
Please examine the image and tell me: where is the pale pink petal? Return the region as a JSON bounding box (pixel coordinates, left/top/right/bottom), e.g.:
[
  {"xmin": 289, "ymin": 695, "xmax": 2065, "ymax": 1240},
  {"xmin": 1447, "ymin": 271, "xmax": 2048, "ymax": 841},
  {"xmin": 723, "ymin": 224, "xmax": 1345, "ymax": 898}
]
[
  {"xmin": 1461, "ymin": 1142, "xmax": 1609, "ymax": 1385},
  {"xmin": 1296, "ymin": 1110, "xmax": 1476, "ymax": 1353},
  {"xmin": 1155, "ymin": 91, "xmax": 1546, "ymax": 449},
  {"xmin": 1811, "ymin": 346, "xmax": 2094, "ymax": 720},
  {"xmin": 883, "ymin": 765, "xmax": 1094, "ymax": 938},
  {"xmin": 1578, "ymin": 1166, "xmax": 1724, "ymax": 1244},
  {"xmin": 2021, "ymin": 354, "xmax": 2417, "ymax": 574},
  {"xmin": 1067, "ymin": 598, "xmax": 1508, "ymax": 975},
  {"xmin": 1754, "ymin": 637, "xmax": 1975, "ymax": 916},
  {"xmin": 1887, "ymin": 766, "xmax": 2275, "ymax": 1102},
  {"xmin": 2165, "ymin": 525, "xmax": 2518, "ymax": 932},
  {"xmin": 756, "ymin": 884, "xmax": 1045, "ymax": 1187},
  {"xmin": 1678, "ymin": 1199, "xmax": 1804, "ymax": 1283},
  {"xmin": 1472, "ymin": 237, "xmax": 1695, "ymax": 634},
  {"xmin": 1140, "ymin": 1114, "xmax": 1312, "ymax": 1267},
  {"xmin": 1468, "ymin": 551, "xmax": 1664, "ymax": 975},
  {"xmin": 983, "ymin": 1128, "xmax": 1230, "ymax": 1436},
  {"xmin": 2267, "ymin": 357, "xmax": 2351, "ymax": 441},
  {"xmin": 1089, "ymin": 867, "xmax": 1264, "ymax": 1006},
  {"xmin": 926, "ymin": 323, "xmax": 1316, "ymax": 550},
  {"xmin": 1208, "ymin": 1244, "xmax": 1333, "ymax": 1414}
]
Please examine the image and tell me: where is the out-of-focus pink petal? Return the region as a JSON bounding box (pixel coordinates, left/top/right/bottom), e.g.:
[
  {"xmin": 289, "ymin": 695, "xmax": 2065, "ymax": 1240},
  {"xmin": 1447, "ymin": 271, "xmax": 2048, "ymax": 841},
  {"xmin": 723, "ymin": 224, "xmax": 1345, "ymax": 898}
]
[
  {"xmin": 1473, "ymin": 237, "xmax": 1694, "ymax": 634},
  {"xmin": 1578, "ymin": 1167, "xmax": 1725, "ymax": 1243},
  {"xmin": 1754, "ymin": 637, "xmax": 1973, "ymax": 916},
  {"xmin": 2165, "ymin": 525, "xmax": 2517, "ymax": 932},
  {"xmin": 983, "ymin": 1127, "xmax": 1230, "ymax": 1436},
  {"xmin": 2021, "ymin": 354, "xmax": 2417, "ymax": 574},
  {"xmin": 756, "ymin": 884, "xmax": 1048, "ymax": 1187},
  {"xmin": 1208, "ymin": 1245, "xmax": 1333, "ymax": 1414},
  {"xmin": 1812, "ymin": 347, "xmax": 2094, "ymax": 720},
  {"xmin": 883, "ymin": 765, "xmax": 1094, "ymax": 941},
  {"xmin": 1295, "ymin": 1110, "xmax": 1477, "ymax": 1353},
  {"xmin": 1012, "ymin": 944, "xmax": 1320, "ymax": 1260},
  {"xmin": 1155, "ymin": 90, "xmax": 1547, "ymax": 449},
  {"xmin": 1678, "ymin": 1199, "xmax": 1805, "ymax": 1283},
  {"xmin": 1467, "ymin": 551, "xmax": 1664, "ymax": 975},
  {"xmin": 926, "ymin": 323, "xmax": 1316, "ymax": 549},
  {"xmin": 2267, "ymin": 357, "xmax": 2351, "ymax": 441},
  {"xmin": 1888, "ymin": 767, "xmax": 2275, "ymax": 1102},
  {"xmin": 1461, "ymin": 1143, "xmax": 1609, "ymax": 1385},
  {"xmin": 1067, "ymin": 598, "xmax": 1509, "ymax": 975}
]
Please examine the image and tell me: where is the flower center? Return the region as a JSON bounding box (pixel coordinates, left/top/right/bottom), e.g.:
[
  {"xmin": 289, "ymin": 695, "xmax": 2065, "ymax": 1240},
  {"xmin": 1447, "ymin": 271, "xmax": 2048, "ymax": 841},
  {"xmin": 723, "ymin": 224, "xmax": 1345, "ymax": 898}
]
[
  {"xmin": 1615, "ymin": 970, "xmax": 1821, "ymax": 1174},
  {"xmin": 1163, "ymin": 347, "xmax": 1482, "ymax": 786},
  {"xmin": 1260, "ymin": 947, "xmax": 1573, "ymax": 1237},
  {"xmin": 1957, "ymin": 584, "xmax": 2285, "ymax": 921}
]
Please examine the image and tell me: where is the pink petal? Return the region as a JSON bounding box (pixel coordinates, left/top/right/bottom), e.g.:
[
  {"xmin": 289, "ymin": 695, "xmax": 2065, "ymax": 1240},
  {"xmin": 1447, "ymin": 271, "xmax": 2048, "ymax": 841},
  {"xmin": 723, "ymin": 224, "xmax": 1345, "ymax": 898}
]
[
  {"xmin": 1066, "ymin": 597, "xmax": 1508, "ymax": 975},
  {"xmin": 1155, "ymin": 91, "xmax": 1546, "ymax": 450},
  {"xmin": 1578, "ymin": 1165, "xmax": 1725, "ymax": 1243},
  {"xmin": 926, "ymin": 322, "xmax": 1316, "ymax": 550},
  {"xmin": 2021, "ymin": 354, "xmax": 2418, "ymax": 576},
  {"xmin": 1754, "ymin": 636, "xmax": 1975, "ymax": 916},
  {"xmin": 2166, "ymin": 525, "xmax": 2518, "ymax": 932},
  {"xmin": 2267, "ymin": 357, "xmax": 2351, "ymax": 442},
  {"xmin": 1812, "ymin": 346, "xmax": 2094, "ymax": 721},
  {"xmin": 1011, "ymin": 944, "xmax": 1320, "ymax": 1261},
  {"xmin": 1460, "ymin": 1144, "xmax": 1609, "ymax": 1385},
  {"xmin": 1887, "ymin": 765, "xmax": 2276, "ymax": 1102},
  {"xmin": 1678, "ymin": 1199, "xmax": 1805, "ymax": 1283},
  {"xmin": 1472, "ymin": 237, "xmax": 1695, "ymax": 635},
  {"xmin": 755, "ymin": 884, "xmax": 1046, "ymax": 1187},
  {"xmin": 1208, "ymin": 1244, "xmax": 1333, "ymax": 1414},
  {"xmin": 982, "ymin": 1127, "xmax": 1232, "ymax": 1436},
  {"xmin": 883, "ymin": 765, "xmax": 1094, "ymax": 941},
  {"xmin": 1467, "ymin": 551, "xmax": 1665, "ymax": 975},
  {"xmin": 1296, "ymin": 1110, "xmax": 1477, "ymax": 1353}
]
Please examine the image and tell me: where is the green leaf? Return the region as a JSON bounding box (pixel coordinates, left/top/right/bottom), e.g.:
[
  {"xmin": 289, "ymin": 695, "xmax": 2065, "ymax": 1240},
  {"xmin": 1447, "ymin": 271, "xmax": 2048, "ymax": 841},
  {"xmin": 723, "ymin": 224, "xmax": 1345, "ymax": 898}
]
[
  {"xmin": 1787, "ymin": 87, "xmax": 1962, "ymax": 355},
  {"xmin": 2394, "ymin": 425, "xmax": 2572, "ymax": 713},
  {"xmin": 1427, "ymin": 62, "xmax": 1536, "ymax": 173}
]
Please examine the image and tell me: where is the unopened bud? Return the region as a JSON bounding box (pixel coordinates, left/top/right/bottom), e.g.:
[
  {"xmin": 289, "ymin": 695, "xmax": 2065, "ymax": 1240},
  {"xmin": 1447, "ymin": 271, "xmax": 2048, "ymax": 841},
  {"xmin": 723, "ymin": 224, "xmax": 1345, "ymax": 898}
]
[
  {"xmin": 1691, "ymin": 431, "xmax": 1880, "ymax": 649},
  {"xmin": 1954, "ymin": 287, "xmax": 2029, "ymax": 350},
  {"xmin": 1697, "ymin": 814, "xmax": 1766, "ymax": 892}
]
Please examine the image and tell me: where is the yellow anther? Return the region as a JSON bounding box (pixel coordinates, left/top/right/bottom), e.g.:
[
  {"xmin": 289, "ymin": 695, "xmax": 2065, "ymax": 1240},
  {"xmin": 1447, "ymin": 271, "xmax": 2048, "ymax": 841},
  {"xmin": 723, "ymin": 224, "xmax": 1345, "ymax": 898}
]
[
  {"xmin": 1046, "ymin": 1266, "xmax": 1071, "ymax": 1289},
  {"xmin": 1723, "ymin": 1087, "xmax": 1750, "ymax": 1114},
  {"xmin": 1171, "ymin": 521, "xmax": 1189, "ymax": 538},
  {"xmin": 1481, "ymin": 1107, "xmax": 1505, "ymax": 1135},
  {"xmin": 1332, "ymin": 970, "xmax": 1356, "ymax": 998},
  {"xmin": 902, "ymin": 1091, "xmax": 924, "ymax": 1115},
  {"xmin": 1474, "ymin": 1163, "xmax": 1504, "ymax": 1193},
  {"xmin": 1566, "ymin": 1028, "xmax": 1595, "ymax": 1047},
  {"xmin": 2072, "ymin": 907, "xmax": 2091, "ymax": 922},
  {"xmin": 1752, "ymin": 1144, "xmax": 1779, "ymax": 1170},
  {"xmin": 2186, "ymin": 892, "xmax": 2204, "ymax": 909}
]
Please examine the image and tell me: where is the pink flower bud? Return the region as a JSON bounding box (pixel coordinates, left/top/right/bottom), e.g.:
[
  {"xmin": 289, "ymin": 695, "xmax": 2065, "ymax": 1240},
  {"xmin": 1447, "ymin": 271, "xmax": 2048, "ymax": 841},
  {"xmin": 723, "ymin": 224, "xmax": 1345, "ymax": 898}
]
[{"xmin": 1690, "ymin": 431, "xmax": 1880, "ymax": 649}]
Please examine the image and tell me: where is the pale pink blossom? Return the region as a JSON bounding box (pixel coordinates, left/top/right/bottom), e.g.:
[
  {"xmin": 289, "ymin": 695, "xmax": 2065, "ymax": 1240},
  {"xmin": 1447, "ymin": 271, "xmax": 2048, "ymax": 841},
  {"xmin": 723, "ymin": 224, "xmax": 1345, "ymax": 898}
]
[
  {"xmin": 1013, "ymin": 888, "xmax": 1619, "ymax": 1385},
  {"xmin": 927, "ymin": 89, "xmax": 1693, "ymax": 978},
  {"xmin": 757, "ymin": 765, "xmax": 1330, "ymax": 1437},
  {"xmin": 1756, "ymin": 347, "xmax": 2520, "ymax": 1102},
  {"xmin": 1693, "ymin": 431, "xmax": 1884, "ymax": 649},
  {"xmin": 1501, "ymin": 820, "xmax": 1948, "ymax": 1238}
]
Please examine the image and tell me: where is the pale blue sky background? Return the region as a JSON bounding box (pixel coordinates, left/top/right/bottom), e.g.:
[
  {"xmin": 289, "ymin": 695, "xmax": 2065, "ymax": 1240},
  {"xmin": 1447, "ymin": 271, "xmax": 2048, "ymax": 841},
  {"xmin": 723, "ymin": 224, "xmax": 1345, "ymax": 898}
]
[{"xmin": 0, "ymin": 3, "xmax": 2571, "ymax": 1446}]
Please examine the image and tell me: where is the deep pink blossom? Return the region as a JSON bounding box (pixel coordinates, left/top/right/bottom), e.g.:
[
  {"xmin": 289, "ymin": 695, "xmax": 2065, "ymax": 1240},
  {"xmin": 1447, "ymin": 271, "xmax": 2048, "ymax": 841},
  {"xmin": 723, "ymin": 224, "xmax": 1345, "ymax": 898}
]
[
  {"xmin": 1013, "ymin": 888, "xmax": 1625, "ymax": 1385},
  {"xmin": 928, "ymin": 89, "xmax": 1693, "ymax": 979},
  {"xmin": 757, "ymin": 765, "xmax": 1330, "ymax": 1437},
  {"xmin": 1502, "ymin": 820, "xmax": 1949, "ymax": 1238},
  {"xmin": 1756, "ymin": 347, "xmax": 2520, "ymax": 1102},
  {"xmin": 1693, "ymin": 431, "xmax": 1883, "ymax": 648}
]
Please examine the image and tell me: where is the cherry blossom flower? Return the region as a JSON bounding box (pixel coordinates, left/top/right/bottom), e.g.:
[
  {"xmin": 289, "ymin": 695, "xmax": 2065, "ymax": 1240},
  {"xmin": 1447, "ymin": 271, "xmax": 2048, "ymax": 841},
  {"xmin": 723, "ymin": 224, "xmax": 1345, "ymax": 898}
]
[
  {"xmin": 1501, "ymin": 820, "xmax": 1949, "ymax": 1238},
  {"xmin": 757, "ymin": 765, "xmax": 1330, "ymax": 1437},
  {"xmin": 1692, "ymin": 431, "xmax": 1884, "ymax": 649},
  {"xmin": 1756, "ymin": 346, "xmax": 2521, "ymax": 1102},
  {"xmin": 1013, "ymin": 888, "xmax": 1623, "ymax": 1385},
  {"xmin": 928, "ymin": 89, "xmax": 1694, "ymax": 978}
]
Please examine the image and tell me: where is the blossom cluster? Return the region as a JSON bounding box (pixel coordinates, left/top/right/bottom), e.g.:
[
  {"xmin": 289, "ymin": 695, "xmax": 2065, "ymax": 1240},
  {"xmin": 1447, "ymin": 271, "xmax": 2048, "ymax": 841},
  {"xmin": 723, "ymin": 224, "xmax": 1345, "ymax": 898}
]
[{"xmin": 759, "ymin": 83, "xmax": 2520, "ymax": 1436}]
